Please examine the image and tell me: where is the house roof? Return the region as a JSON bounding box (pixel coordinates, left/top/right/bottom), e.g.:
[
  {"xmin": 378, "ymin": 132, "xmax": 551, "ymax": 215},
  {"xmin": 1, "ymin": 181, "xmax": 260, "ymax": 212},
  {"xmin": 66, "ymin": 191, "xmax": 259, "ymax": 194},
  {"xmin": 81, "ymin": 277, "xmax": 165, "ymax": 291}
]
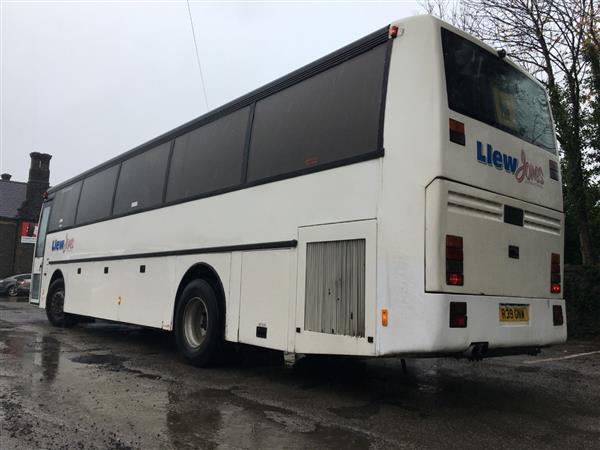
[{"xmin": 0, "ymin": 180, "xmax": 26, "ymax": 219}]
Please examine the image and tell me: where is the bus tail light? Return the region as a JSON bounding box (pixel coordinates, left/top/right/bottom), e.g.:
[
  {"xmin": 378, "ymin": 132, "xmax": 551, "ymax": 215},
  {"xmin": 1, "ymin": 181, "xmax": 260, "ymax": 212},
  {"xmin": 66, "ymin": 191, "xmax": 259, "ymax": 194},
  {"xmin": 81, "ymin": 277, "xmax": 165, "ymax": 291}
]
[
  {"xmin": 449, "ymin": 118, "xmax": 465, "ymax": 146},
  {"xmin": 551, "ymin": 253, "xmax": 561, "ymax": 294},
  {"xmin": 552, "ymin": 305, "xmax": 564, "ymax": 326},
  {"xmin": 446, "ymin": 235, "xmax": 463, "ymax": 286},
  {"xmin": 450, "ymin": 302, "xmax": 467, "ymax": 328}
]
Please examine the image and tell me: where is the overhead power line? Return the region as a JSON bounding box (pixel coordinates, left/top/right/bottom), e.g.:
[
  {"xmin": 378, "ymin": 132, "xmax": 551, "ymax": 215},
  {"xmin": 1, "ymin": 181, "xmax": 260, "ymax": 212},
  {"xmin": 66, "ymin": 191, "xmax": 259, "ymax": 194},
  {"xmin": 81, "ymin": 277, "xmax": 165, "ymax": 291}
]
[{"xmin": 186, "ymin": 0, "xmax": 210, "ymax": 111}]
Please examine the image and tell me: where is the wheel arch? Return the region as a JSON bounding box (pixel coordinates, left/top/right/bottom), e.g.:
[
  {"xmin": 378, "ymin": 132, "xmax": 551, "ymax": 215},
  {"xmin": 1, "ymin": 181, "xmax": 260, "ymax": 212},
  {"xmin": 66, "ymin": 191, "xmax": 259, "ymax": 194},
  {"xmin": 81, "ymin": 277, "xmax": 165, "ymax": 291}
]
[
  {"xmin": 49, "ymin": 269, "xmax": 64, "ymax": 287},
  {"xmin": 173, "ymin": 263, "xmax": 226, "ymax": 331}
]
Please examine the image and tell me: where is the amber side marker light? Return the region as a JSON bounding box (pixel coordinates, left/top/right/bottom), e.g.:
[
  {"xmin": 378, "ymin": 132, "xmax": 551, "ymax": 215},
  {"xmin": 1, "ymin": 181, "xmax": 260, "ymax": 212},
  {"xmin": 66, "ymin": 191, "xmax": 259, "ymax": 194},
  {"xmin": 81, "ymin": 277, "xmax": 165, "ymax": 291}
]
[
  {"xmin": 381, "ymin": 309, "xmax": 388, "ymax": 327},
  {"xmin": 449, "ymin": 118, "xmax": 465, "ymax": 146}
]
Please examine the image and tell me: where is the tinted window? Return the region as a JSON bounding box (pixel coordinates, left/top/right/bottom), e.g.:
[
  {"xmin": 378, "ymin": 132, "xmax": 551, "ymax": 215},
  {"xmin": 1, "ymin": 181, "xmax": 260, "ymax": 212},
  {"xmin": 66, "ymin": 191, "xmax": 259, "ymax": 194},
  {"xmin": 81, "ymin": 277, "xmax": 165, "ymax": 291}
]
[
  {"xmin": 35, "ymin": 204, "xmax": 51, "ymax": 257},
  {"xmin": 246, "ymin": 43, "xmax": 387, "ymax": 182},
  {"xmin": 166, "ymin": 107, "xmax": 250, "ymax": 202},
  {"xmin": 76, "ymin": 165, "xmax": 119, "ymax": 224},
  {"xmin": 48, "ymin": 181, "xmax": 82, "ymax": 231},
  {"xmin": 441, "ymin": 28, "xmax": 555, "ymax": 152},
  {"xmin": 114, "ymin": 142, "xmax": 171, "ymax": 215}
]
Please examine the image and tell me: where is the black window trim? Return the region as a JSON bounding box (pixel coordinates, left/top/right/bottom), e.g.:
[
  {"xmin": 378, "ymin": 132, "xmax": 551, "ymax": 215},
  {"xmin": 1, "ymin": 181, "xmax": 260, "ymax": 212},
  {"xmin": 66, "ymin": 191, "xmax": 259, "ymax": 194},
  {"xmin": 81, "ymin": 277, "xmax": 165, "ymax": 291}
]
[
  {"xmin": 110, "ymin": 162, "xmax": 123, "ymax": 216},
  {"xmin": 162, "ymin": 140, "xmax": 176, "ymax": 203},
  {"xmin": 46, "ymin": 27, "xmax": 392, "ymax": 234}
]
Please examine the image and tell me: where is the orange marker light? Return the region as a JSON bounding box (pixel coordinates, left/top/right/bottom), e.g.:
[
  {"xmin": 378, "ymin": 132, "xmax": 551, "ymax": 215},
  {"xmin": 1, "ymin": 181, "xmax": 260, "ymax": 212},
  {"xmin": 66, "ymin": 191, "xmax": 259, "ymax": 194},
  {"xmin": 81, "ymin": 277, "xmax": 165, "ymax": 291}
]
[{"xmin": 382, "ymin": 309, "xmax": 388, "ymax": 327}]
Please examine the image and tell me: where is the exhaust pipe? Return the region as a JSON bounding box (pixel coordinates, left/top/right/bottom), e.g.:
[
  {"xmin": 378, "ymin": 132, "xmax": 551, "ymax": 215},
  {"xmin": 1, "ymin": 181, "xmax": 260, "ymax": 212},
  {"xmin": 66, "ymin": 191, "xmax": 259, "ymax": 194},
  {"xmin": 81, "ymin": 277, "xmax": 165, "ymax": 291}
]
[{"xmin": 464, "ymin": 342, "xmax": 489, "ymax": 361}]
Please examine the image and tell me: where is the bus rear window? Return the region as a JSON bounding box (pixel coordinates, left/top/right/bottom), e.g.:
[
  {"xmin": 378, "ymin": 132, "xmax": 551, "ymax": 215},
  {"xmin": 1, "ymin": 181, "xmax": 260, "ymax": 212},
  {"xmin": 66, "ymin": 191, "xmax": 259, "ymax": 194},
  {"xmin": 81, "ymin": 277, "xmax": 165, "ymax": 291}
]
[{"xmin": 441, "ymin": 28, "xmax": 556, "ymax": 152}]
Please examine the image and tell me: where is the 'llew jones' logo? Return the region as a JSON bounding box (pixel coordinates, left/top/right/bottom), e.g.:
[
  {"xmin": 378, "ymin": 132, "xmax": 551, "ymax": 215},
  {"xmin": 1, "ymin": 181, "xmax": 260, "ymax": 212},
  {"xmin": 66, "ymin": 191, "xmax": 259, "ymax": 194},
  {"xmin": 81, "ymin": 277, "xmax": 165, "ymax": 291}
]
[
  {"xmin": 476, "ymin": 141, "xmax": 544, "ymax": 186},
  {"xmin": 51, "ymin": 234, "xmax": 74, "ymax": 253}
]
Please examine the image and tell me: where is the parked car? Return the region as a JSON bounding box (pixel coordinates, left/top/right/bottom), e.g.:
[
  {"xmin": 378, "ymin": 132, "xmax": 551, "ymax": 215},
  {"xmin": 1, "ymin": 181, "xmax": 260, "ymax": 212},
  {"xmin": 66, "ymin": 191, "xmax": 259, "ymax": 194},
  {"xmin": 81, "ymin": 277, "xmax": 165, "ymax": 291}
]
[
  {"xmin": 16, "ymin": 277, "xmax": 31, "ymax": 296},
  {"xmin": 0, "ymin": 274, "xmax": 31, "ymax": 297}
]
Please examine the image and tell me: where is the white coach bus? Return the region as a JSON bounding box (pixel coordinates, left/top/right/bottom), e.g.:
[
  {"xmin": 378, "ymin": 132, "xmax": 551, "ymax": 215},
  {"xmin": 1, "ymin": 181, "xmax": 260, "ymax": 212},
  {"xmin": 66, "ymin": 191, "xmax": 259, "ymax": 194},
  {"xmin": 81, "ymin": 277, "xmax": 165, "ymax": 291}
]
[{"xmin": 30, "ymin": 16, "xmax": 566, "ymax": 366}]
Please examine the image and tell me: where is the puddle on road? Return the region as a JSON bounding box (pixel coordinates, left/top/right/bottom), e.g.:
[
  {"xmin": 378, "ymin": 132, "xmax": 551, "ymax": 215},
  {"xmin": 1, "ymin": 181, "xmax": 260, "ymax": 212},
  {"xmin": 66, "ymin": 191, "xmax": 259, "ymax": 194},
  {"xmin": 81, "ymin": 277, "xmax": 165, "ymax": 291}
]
[
  {"xmin": 166, "ymin": 387, "xmax": 372, "ymax": 450},
  {"xmin": 70, "ymin": 352, "xmax": 163, "ymax": 381},
  {"xmin": 71, "ymin": 353, "xmax": 128, "ymax": 366},
  {"xmin": 328, "ymin": 401, "xmax": 381, "ymax": 420}
]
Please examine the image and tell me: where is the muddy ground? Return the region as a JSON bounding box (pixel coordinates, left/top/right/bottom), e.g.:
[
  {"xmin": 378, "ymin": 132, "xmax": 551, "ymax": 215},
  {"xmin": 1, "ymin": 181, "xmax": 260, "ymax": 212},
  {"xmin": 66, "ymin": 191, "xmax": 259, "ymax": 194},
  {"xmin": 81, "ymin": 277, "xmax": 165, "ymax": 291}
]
[{"xmin": 1, "ymin": 298, "xmax": 599, "ymax": 450}]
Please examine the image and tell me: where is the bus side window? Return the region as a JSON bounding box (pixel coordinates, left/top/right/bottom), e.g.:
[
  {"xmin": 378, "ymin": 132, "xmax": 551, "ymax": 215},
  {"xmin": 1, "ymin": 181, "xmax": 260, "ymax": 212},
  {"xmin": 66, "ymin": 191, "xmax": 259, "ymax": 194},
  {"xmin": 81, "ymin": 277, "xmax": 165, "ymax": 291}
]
[
  {"xmin": 166, "ymin": 107, "xmax": 250, "ymax": 202},
  {"xmin": 48, "ymin": 181, "xmax": 82, "ymax": 232},
  {"xmin": 35, "ymin": 204, "xmax": 52, "ymax": 258},
  {"xmin": 113, "ymin": 142, "xmax": 171, "ymax": 215},
  {"xmin": 76, "ymin": 165, "xmax": 119, "ymax": 225},
  {"xmin": 246, "ymin": 43, "xmax": 387, "ymax": 182}
]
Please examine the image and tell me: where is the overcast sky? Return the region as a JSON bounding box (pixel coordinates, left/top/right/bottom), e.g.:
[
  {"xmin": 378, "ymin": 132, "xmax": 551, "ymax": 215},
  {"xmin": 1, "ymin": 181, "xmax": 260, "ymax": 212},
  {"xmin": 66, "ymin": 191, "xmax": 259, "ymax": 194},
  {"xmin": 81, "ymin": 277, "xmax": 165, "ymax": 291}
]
[{"xmin": 1, "ymin": 0, "xmax": 420, "ymax": 185}]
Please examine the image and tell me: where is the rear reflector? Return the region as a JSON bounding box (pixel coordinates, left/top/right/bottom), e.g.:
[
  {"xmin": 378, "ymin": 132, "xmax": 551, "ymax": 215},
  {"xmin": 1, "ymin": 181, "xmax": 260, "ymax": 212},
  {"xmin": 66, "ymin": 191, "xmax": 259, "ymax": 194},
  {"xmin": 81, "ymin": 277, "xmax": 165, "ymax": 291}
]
[
  {"xmin": 446, "ymin": 235, "xmax": 464, "ymax": 286},
  {"xmin": 551, "ymin": 253, "xmax": 561, "ymax": 294},
  {"xmin": 449, "ymin": 118, "xmax": 465, "ymax": 146},
  {"xmin": 450, "ymin": 302, "xmax": 467, "ymax": 328},
  {"xmin": 552, "ymin": 305, "xmax": 564, "ymax": 326}
]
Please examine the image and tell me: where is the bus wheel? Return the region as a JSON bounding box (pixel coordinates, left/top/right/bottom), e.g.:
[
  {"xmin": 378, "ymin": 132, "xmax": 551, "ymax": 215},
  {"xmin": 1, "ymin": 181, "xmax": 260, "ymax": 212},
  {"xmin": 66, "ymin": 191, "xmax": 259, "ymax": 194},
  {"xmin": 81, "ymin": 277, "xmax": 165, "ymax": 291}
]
[
  {"xmin": 174, "ymin": 279, "xmax": 222, "ymax": 367},
  {"xmin": 46, "ymin": 279, "xmax": 77, "ymax": 328}
]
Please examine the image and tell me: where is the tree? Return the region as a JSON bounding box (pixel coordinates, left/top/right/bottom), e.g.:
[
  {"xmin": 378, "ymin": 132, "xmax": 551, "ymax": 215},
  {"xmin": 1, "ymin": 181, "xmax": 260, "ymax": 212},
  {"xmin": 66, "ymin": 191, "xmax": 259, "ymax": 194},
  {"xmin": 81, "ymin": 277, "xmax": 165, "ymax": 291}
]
[
  {"xmin": 586, "ymin": 10, "xmax": 600, "ymax": 169},
  {"xmin": 421, "ymin": 0, "xmax": 600, "ymax": 265}
]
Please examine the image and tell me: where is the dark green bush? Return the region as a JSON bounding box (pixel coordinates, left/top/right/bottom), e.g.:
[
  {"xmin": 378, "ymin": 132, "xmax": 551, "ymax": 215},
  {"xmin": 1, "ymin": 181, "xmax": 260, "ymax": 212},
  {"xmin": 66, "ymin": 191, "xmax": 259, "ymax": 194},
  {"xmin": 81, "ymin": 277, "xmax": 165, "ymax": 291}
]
[{"xmin": 564, "ymin": 265, "xmax": 600, "ymax": 336}]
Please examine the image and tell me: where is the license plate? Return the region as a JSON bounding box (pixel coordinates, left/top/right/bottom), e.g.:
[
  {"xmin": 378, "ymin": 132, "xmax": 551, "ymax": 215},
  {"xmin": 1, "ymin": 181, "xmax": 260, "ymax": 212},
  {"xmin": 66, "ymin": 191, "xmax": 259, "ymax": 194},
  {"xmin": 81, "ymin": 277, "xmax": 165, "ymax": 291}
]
[{"xmin": 499, "ymin": 304, "xmax": 529, "ymax": 322}]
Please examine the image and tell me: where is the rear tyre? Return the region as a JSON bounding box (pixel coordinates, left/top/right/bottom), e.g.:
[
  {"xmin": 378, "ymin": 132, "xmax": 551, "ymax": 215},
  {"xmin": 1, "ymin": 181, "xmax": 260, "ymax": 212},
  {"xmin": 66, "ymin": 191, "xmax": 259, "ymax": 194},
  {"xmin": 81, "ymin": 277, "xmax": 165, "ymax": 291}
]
[
  {"xmin": 174, "ymin": 279, "xmax": 223, "ymax": 367},
  {"xmin": 45, "ymin": 279, "xmax": 78, "ymax": 327},
  {"xmin": 7, "ymin": 285, "xmax": 18, "ymax": 297}
]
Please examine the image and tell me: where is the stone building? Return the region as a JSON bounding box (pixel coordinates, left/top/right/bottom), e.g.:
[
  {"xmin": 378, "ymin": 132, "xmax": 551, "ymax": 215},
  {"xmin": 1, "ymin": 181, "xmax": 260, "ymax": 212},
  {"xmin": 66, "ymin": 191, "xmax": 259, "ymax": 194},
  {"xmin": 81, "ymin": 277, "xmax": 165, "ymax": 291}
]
[{"xmin": 0, "ymin": 152, "xmax": 51, "ymax": 278}]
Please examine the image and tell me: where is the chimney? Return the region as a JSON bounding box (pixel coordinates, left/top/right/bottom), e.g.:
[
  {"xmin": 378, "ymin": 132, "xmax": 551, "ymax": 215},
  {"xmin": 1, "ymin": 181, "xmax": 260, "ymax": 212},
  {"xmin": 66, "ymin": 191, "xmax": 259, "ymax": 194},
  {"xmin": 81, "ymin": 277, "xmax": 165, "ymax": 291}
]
[
  {"xmin": 18, "ymin": 152, "xmax": 52, "ymax": 221},
  {"xmin": 28, "ymin": 152, "xmax": 51, "ymax": 184},
  {"xmin": 1, "ymin": 173, "xmax": 11, "ymax": 181}
]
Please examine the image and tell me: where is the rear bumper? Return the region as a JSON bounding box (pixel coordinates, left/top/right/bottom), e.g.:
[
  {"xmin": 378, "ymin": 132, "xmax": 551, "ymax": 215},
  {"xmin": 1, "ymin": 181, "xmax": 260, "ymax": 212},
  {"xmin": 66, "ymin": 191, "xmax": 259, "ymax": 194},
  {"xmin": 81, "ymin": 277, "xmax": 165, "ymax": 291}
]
[
  {"xmin": 445, "ymin": 294, "xmax": 567, "ymax": 350},
  {"xmin": 378, "ymin": 293, "xmax": 567, "ymax": 356}
]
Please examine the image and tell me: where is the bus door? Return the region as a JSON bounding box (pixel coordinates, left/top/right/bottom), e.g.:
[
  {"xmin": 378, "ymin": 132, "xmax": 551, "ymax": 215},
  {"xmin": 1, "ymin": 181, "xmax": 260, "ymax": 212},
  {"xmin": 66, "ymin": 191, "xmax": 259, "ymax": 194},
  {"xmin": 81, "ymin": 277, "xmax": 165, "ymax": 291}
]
[{"xmin": 30, "ymin": 201, "xmax": 52, "ymax": 305}]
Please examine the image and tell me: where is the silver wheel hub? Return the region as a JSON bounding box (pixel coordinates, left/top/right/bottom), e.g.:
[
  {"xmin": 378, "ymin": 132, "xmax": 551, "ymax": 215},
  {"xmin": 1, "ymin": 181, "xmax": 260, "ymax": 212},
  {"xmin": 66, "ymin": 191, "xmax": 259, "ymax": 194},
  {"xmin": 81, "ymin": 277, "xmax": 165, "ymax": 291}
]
[{"xmin": 183, "ymin": 297, "xmax": 208, "ymax": 349}]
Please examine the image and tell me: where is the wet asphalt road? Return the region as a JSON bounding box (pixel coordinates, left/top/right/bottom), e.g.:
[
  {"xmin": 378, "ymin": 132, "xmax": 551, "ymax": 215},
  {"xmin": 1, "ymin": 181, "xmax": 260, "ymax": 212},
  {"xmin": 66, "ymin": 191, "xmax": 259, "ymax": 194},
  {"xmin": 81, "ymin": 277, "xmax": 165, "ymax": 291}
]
[{"xmin": 1, "ymin": 298, "xmax": 599, "ymax": 450}]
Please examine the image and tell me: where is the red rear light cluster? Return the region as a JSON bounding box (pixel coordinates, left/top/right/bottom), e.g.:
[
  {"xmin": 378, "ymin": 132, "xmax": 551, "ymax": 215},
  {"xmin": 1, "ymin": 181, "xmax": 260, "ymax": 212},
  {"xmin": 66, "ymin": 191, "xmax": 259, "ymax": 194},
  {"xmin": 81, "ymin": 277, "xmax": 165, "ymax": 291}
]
[
  {"xmin": 551, "ymin": 253, "xmax": 561, "ymax": 294},
  {"xmin": 446, "ymin": 235, "xmax": 464, "ymax": 286},
  {"xmin": 449, "ymin": 301, "xmax": 467, "ymax": 328}
]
